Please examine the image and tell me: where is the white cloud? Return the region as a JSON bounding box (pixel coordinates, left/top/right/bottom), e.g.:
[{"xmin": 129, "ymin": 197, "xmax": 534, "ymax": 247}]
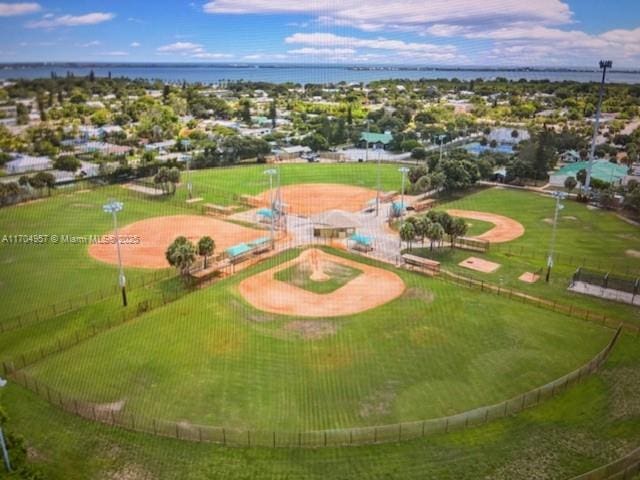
[
  {"xmin": 101, "ymin": 51, "xmax": 129, "ymax": 56},
  {"xmin": 26, "ymin": 12, "xmax": 114, "ymax": 28},
  {"xmin": 191, "ymin": 52, "xmax": 233, "ymax": 59},
  {"xmin": 79, "ymin": 40, "xmax": 102, "ymax": 47},
  {"xmin": 203, "ymin": 0, "xmax": 572, "ymax": 32},
  {"xmin": 157, "ymin": 41, "xmax": 203, "ymax": 53},
  {"xmin": 0, "ymin": 2, "xmax": 40, "ymax": 16},
  {"xmin": 130, "ymin": 42, "xmax": 141, "ymax": 48},
  {"xmin": 285, "ymin": 32, "xmax": 456, "ymax": 54},
  {"xmin": 288, "ymin": 47, "xmax": 356, "ymax": 55}
]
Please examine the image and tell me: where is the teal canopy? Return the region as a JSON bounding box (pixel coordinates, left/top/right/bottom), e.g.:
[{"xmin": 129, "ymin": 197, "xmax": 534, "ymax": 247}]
[
  {"xmin": 351, "ymin": 233, "xmax": 373, "ymax": 246},
  {"xmin": 257, "ymin": 208, "xmax": 274, "ymax": 218},
  {"xmin": 226, "ymin": 243, "xmax": 252, "ymax": 258}
]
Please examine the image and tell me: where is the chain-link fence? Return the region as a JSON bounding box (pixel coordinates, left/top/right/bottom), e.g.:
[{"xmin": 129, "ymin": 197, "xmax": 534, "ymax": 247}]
[
  {"xmin": 573, "ymin": 268, "xmax": 640, "ymax": 296},
  {"xmin": 440, "ymin": 270, "xmax": 640, "ymax": 335},
  {"xmin": 1, "ymin": 285, "xmax": 188, "ymax": 375},
  {"xmin": 6, "ymin": 327, "xmax": 621, "ymax": 448}
]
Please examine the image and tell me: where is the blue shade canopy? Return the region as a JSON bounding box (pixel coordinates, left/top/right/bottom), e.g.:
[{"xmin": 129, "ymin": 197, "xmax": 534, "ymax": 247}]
[
  {"xmin": 257, "ymin": 208, "xmax": 275, "ymax": 218},
  {"xmin": 350, "ymin": 233, "xmax": 373, "ymax": 246},
  {"xmin": 226, "ymin": 243, "xmax": 252, "ymax": 257}
]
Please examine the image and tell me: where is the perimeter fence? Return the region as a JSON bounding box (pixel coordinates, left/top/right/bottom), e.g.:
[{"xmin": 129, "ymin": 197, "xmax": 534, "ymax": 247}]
[
  {"xmin": 0, "ymin": 269, "xmax": 176, "ymax": 333},
  {"xmin": 570, "ymin": 446, "xmax": 640, "ymax": 480},
  {"xmin": 6, "ymin": 327, "xmax": 621, "ymax": 448}
]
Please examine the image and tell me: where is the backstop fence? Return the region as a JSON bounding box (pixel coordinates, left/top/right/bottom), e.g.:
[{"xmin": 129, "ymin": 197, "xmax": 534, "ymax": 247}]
[
  {"xmin": 572, "ymin": 268, "xmax": 640, "ymax": 296},
  {"xmin": 5, "ymin": 327, "xmax": 621, "ymax": 448},
  {"xmin": 440, "ymin": 270, "xmax": 640, "ymax": 335}
]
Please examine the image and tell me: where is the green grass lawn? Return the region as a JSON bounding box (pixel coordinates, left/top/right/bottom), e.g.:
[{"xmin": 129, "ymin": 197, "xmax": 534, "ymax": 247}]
[
  {"xmin": 274, "ymin": 260, "xmax": 362, "ymax": 294},
  {"xmin": 2, "ymin": 332, "xmax": 639, "ymax": 480},
  {"xmin": 0, "ymin": 186, "xmax": 187, "ymax": 324},
  {"xmin": 177, "ymin": 162, "xmax": 408, "ymax": 206},
  {"xmin": 23, "ymin": 248, "xmax": 611, "ymax": 432},
  {"xmin": 422, "ymin": 187, "xmax": 640, "ymax": 325}
]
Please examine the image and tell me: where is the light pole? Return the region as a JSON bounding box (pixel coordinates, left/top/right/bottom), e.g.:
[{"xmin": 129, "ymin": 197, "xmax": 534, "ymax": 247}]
[
  {"xmin": 0, "ymin": 377, "xmax": 11, "ymax": 473},
  {"xmin": 183, "ymin": 139, "xmax": 193, "ymax": 199},
  {"xmin": 585, "ymin": 60, "xmax": 612, "ymax": 193},
  {"xmin": 437, "ymin": 134, "xmax": 446, "ymax": 165},
  {"xmin": 376, "ymin": 148, "xmax": 382, "ymax": 217},
  {"xmin": 546, "ymin": 191, "xmax": 567, "ymax": 283},
  {"xmin": 264, "ymin": 169, "xmax": 277, "ymax": 244},
  {"xmin": 399, "ymin": 167, "xmax": 410, "ymax": 218},
  {"xmin": 103, "ymin": 200, "xmax": 127, "ymax": 306},
  {"xmin": 364, "ymin": 119, "xmax": 370, "ymax": 163}
]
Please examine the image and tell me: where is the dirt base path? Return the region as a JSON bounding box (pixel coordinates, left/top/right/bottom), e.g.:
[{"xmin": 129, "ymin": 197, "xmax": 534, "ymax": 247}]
[
  {"xmin": 447, "ymin": 209, "xmax": 525, "ymax": 243},
  {"xmin": 251, "ymin": 183, "xmax": 377, "ymax": 216},
  {"xmin": 238, "ymin": 249, "xmax": 405, "ymax": 317},
  {"xmin": 89, "ymin": 215, "xmax": 269, "ymax": 269}
]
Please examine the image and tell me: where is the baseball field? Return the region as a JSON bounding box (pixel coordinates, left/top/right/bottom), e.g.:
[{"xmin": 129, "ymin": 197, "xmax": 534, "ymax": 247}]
[{"xmin": 1, "ymin": 162, "xmax": 640, "ymax": 479}]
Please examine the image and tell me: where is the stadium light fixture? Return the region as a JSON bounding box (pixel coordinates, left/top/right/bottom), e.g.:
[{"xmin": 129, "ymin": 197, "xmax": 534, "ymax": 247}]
[
  {"xmin": 264, "ymin": 169, "xmax": 277, "ymax": 243},
  {"xmin": 0, "ymin": 377, "xmax": 11, "ymax": 473},
  {"xmin": 103, "ymin": 200, "xmax": 127, "ymax": 306},
  {"xmin": 585, "ymin": 60, "xmax": 612, "ymax": 193},
  {"xmin": 399, "ymin": 167, "xmax": 410, "ymax": 217},
  {"xmin": 183, "ymin": 139, "xmax": 193, "ymax": 199},
  {"xmin": 546, "ymin": 191, "xmax": 567, "ymax": 283}
]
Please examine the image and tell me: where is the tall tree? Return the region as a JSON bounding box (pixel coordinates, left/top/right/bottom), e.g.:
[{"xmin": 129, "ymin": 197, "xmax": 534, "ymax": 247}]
[{"xmin": 197, "ymin": 236, "xmax": 215, "ymax": 268}]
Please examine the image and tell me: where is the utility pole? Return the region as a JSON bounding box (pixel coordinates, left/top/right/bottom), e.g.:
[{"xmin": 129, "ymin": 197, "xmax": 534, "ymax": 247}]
[
  {"xmin": 264, "ymin": 169, "xmax": 277, "ymax": 244},
  {"xmin": 399, "ymin": 167, "xmax": 409, "ymax": 218},
  {"xmin": 546, "ymin": 191, "xmax": 567, "ymax": 283},
  {"xmin": 585, "ymin": 60, "xmax": 612, "ymax": 193},
  {"xmin": 103, "ymin": 200, "xmax": 127, "ymax": 306},
  {"xmin": 376, "ymin": 149, "xmax": 381, "ymax": 217},
  {"xmin": 0, "ymin": 378, "xmax": 11, "ymax": 473}
]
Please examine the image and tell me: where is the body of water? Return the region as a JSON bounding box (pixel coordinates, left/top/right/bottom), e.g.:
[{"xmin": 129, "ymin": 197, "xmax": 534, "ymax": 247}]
[{"xmin": 2, "ymin": 64, "xmax": 640, "ymax": 85}]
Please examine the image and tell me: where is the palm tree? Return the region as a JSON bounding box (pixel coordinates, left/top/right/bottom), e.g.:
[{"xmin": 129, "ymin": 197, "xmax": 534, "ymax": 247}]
[
  {"xmin": 197, "ymin": 236, "xmax": 215, "ymax": 268},
  {"xmin": 414, "ymin": 216, "xmax": 431, "ymax": 247},
  {"xmin": 166, "ymin": 236, "xmax": 196, "ymax": 278},
  {"xmin": 399, "ymin": 222, "xmax": 416, "ymax": 251},
  {"xmin": 167, "ymin": 167, "xmax": 181, "ymax": 194},
  {"xmin": 426, "ymin": 222, "xmax": 445, "ymax": 251}
]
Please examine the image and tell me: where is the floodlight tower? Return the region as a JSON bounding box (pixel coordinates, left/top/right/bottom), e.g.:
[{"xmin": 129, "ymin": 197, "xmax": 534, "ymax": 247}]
[
  {"xmin": 264, "ymin": 169, "xmax": 277, "ymax": 243},
  {"xmin": 399, "ymin": 166, "xmax": 410, "ymax": 217},
  {"xmin": 0, "ymin": 377, "xmax": 10, "ymax": 473},
  {"xmin": 183, "ymin": 139, "xmax": 193, "ymax": 199},
  {"xmin": 103, "ymin": 200, "xmax": 127, "ymax": 306},
  {"xmin": 585, "ymin": 60, "xmax": 612, "ymax": 193},
  {"xmin": 546, "ymin": 191, "xmax": 567, "ymax": 283}
]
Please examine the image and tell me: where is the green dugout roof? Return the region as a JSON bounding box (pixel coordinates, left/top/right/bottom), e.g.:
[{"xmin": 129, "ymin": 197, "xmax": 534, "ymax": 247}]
[
  {"xmin": 555, "ymin": 160, "xmax": 628, "ymax": 183},
  {"xmin": 360, "ymin": 132, "xmax": 393, "ymax": 145}
]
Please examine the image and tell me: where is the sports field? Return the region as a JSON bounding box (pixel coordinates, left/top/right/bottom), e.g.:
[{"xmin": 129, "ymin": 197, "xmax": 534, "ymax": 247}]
[
  {"xmin": 413, "ymin": 187, "xmax": 640, "ymax": 325},
  {"xmin": 22, "ymin": 248, "xmax": 610, "ymax": 431},
  {"xmin": 2, "ymin": 163, "xmax": 640, "ymax": 479}
]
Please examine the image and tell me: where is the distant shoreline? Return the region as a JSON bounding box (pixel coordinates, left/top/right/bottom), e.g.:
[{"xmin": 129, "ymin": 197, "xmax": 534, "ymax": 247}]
[
  {"xmin": 1, "ymin": 62, "xmax": 639, "ymax": 74},
  {"xmin": 2, "ymin": 63, "xmax": 639, "ymax": 84}
]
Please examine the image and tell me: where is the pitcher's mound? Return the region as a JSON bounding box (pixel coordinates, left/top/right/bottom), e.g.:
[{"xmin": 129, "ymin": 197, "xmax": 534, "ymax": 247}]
[{"xmin": 238, "ymin": 249, "xmax": 405, "ymax": 317}]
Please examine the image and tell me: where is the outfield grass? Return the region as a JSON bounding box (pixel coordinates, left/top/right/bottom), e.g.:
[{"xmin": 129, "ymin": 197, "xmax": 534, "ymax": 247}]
[
  {"xmin": 2, "ymin": 332, "xmax": 639, "ymax": 480},
  {"xmin": 23, "ymin": 248, "xmax": 611, "ymax": 432},
  {"xmin": 424, "ymin": 187, "xmax": 640, "ymax": 325},
  {"xmin": 177, "ymin": 163, "xmax": 408, "ymax": 206},
  {"xmin": 274, "ymin": 260, "xmax": 362, "ymax": 294},
  {"xmin": 0, "ymin": 186, "xmax": 187, "ymax": 323}
]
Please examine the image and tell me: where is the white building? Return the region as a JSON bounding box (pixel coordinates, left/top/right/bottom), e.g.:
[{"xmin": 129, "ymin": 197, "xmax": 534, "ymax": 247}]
[{"xmin": 5, "ymin": 155, "xmax": 52, "ymax": 174}]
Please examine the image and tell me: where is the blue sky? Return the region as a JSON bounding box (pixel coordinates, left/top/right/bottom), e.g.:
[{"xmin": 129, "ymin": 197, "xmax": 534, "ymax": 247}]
[{"xmin": 1, "ymin": 0, "xmax": 639, "ymax": 66}]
